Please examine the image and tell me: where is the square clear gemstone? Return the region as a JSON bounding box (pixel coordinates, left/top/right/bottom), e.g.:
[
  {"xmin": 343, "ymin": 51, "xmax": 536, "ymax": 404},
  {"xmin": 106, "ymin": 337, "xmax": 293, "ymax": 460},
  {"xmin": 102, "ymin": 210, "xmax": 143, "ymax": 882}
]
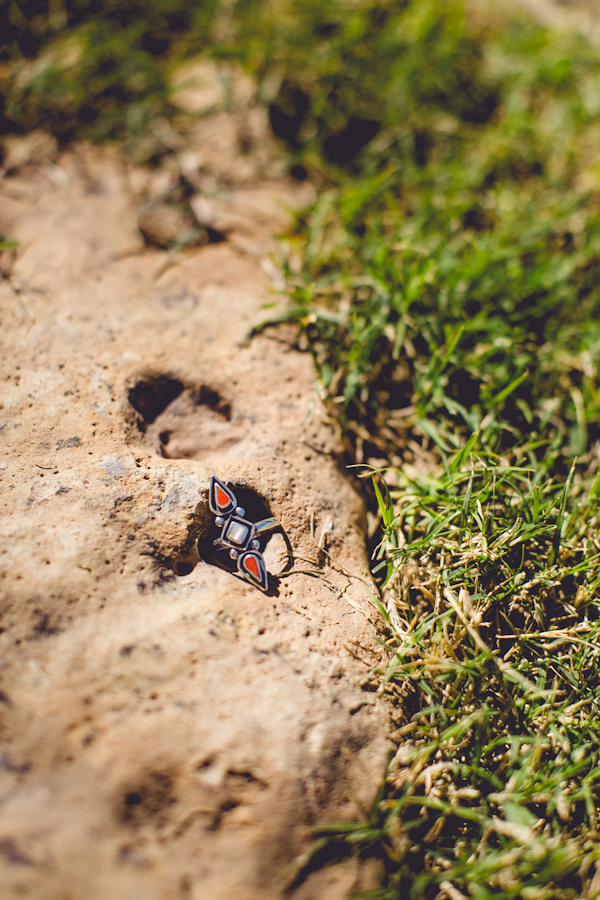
[{"xmin": 226, "ymin": 520, "xmax": 249, "ymax": 545}]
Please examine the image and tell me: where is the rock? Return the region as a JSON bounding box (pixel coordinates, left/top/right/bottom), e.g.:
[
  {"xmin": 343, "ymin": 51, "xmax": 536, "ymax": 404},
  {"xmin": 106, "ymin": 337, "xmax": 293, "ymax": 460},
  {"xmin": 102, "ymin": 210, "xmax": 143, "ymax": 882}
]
[
  {"xmin": 0, "ymin": 142, "xmax": 388, "ymax": 900},
  {"xmin": 170, "ymin": 59, "xmax": 229, "ymax": 116},
  {"xmin": 138, "ymin": 202, "xmax": 203, "ymax": 250},
  {"xmin": 1, "ymin": 129, "xmax": 58, "ymax": 172}
]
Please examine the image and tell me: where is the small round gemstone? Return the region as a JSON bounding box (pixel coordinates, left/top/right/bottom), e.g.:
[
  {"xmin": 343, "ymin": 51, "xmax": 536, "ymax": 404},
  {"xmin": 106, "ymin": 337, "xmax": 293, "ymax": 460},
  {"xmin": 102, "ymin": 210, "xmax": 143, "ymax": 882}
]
[{"xmin": 215, "ymin": 516, "xmax": 225, "ymax": 526}]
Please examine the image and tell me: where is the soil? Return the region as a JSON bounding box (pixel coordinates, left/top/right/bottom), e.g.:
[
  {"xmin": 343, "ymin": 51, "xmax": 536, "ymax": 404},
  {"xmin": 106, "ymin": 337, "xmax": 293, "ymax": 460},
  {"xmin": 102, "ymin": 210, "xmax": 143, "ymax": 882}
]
[{"xmin": 0, "ymin": 67, "xmax": 389, "ymax": 900}]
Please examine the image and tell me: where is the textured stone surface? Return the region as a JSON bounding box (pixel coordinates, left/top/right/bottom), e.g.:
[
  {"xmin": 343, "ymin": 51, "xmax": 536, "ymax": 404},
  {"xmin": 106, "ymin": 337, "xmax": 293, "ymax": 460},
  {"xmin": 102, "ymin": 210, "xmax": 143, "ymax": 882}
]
[{"xmin": 0, "ymin": 138, "xmax": 388, "ymax": 900}]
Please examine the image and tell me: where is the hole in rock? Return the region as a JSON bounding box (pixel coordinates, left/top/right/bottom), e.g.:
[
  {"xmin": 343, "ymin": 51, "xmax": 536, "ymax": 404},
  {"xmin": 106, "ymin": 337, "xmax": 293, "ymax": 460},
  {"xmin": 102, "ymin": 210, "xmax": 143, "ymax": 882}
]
[
  {"xmin": 128, "ymin": 377, "xmax": 184, "ymax": 430},
  {"xmin": 129, "ymin": 378, "xmax": 240, "ymax": 461},
  {"xmin": 206, "ymin": 226, "xmax": 227, "ymax": 244},
  {"xmin": 119, "ymin": 769, "xmax": 177, "ymax": 828}
]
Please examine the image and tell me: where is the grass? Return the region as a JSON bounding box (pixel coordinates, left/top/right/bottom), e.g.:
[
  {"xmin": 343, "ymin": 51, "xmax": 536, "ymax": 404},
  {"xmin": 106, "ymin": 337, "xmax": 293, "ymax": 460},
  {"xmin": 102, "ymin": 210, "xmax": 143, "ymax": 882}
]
[
  {"xmin": 0, "ymin": 0, "xmax": 221, "ymax": 151},
  {"xmin": 257, "ymin": 3, "xmax": 600, "ymax": 896},
  {"xmin": 313, "ymin": 448, "xmax": 600, "ymax": 898},
  {"xmin": 244, "ymin": 1, "xmax": 600, "ymax": 895},
  {"xmin": 5, "ymin": 0, "xmax": 600, "ymax": 896}
]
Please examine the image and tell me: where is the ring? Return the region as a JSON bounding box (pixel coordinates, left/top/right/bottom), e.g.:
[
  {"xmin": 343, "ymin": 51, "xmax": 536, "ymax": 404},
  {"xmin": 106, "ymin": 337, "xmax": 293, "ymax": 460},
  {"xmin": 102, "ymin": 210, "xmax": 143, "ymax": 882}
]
[{"xmin": 208, "ymin": 475, "xmax": 278, "ymax": 591}]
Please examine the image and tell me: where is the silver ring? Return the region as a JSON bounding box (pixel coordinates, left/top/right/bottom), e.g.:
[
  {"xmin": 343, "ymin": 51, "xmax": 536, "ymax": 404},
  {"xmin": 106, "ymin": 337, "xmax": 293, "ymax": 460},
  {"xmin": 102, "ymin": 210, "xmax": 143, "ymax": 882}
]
[{"xmin": 209, "ymin": 475, "xmax": 278, "ymax": 591}]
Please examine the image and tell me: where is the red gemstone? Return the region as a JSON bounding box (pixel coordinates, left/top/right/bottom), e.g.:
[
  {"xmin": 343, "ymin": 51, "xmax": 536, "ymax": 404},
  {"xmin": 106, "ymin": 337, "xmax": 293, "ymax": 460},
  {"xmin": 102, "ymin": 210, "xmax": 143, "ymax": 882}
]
[
  {"xmin": 216, "ymin": 485, "xmax": 229, "ymax": 508},
  {"xmin": 246, "ymin": 555, "xmax": 260, "ymax": 580}
]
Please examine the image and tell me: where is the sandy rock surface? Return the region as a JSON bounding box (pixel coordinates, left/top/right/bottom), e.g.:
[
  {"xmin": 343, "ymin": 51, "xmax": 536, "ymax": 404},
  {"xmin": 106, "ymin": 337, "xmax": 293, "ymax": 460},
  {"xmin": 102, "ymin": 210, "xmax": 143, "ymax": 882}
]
[{"xmin": 0, "ymin": 133, "xmax": 388, "ymax": 899}]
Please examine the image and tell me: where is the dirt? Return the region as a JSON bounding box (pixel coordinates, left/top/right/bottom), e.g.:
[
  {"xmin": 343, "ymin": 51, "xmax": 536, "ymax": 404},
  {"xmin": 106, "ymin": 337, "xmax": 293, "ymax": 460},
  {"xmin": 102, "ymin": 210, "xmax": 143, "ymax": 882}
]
[{"xmin": 0, "ymin": 67, "xmax": 389, "ymax": 900}]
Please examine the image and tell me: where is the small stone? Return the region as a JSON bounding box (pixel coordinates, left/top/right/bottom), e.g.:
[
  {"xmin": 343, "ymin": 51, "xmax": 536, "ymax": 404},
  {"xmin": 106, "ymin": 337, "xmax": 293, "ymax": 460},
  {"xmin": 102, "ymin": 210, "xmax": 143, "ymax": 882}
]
[
  {"xmin": 225, "ymin": 520, "xmax": 249, "ymax": 545},
  {"xmin": 137, "ymin": 202, "xmax": 200, "ymax": 249}
]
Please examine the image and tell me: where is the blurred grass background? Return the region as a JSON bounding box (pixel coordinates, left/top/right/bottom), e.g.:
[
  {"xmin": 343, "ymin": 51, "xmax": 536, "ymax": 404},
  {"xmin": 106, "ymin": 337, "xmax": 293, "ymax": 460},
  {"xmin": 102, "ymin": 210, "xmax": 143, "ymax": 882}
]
[{"xmin": 5, "ymin": 1, "xmax": 600, "ymax": 897}]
